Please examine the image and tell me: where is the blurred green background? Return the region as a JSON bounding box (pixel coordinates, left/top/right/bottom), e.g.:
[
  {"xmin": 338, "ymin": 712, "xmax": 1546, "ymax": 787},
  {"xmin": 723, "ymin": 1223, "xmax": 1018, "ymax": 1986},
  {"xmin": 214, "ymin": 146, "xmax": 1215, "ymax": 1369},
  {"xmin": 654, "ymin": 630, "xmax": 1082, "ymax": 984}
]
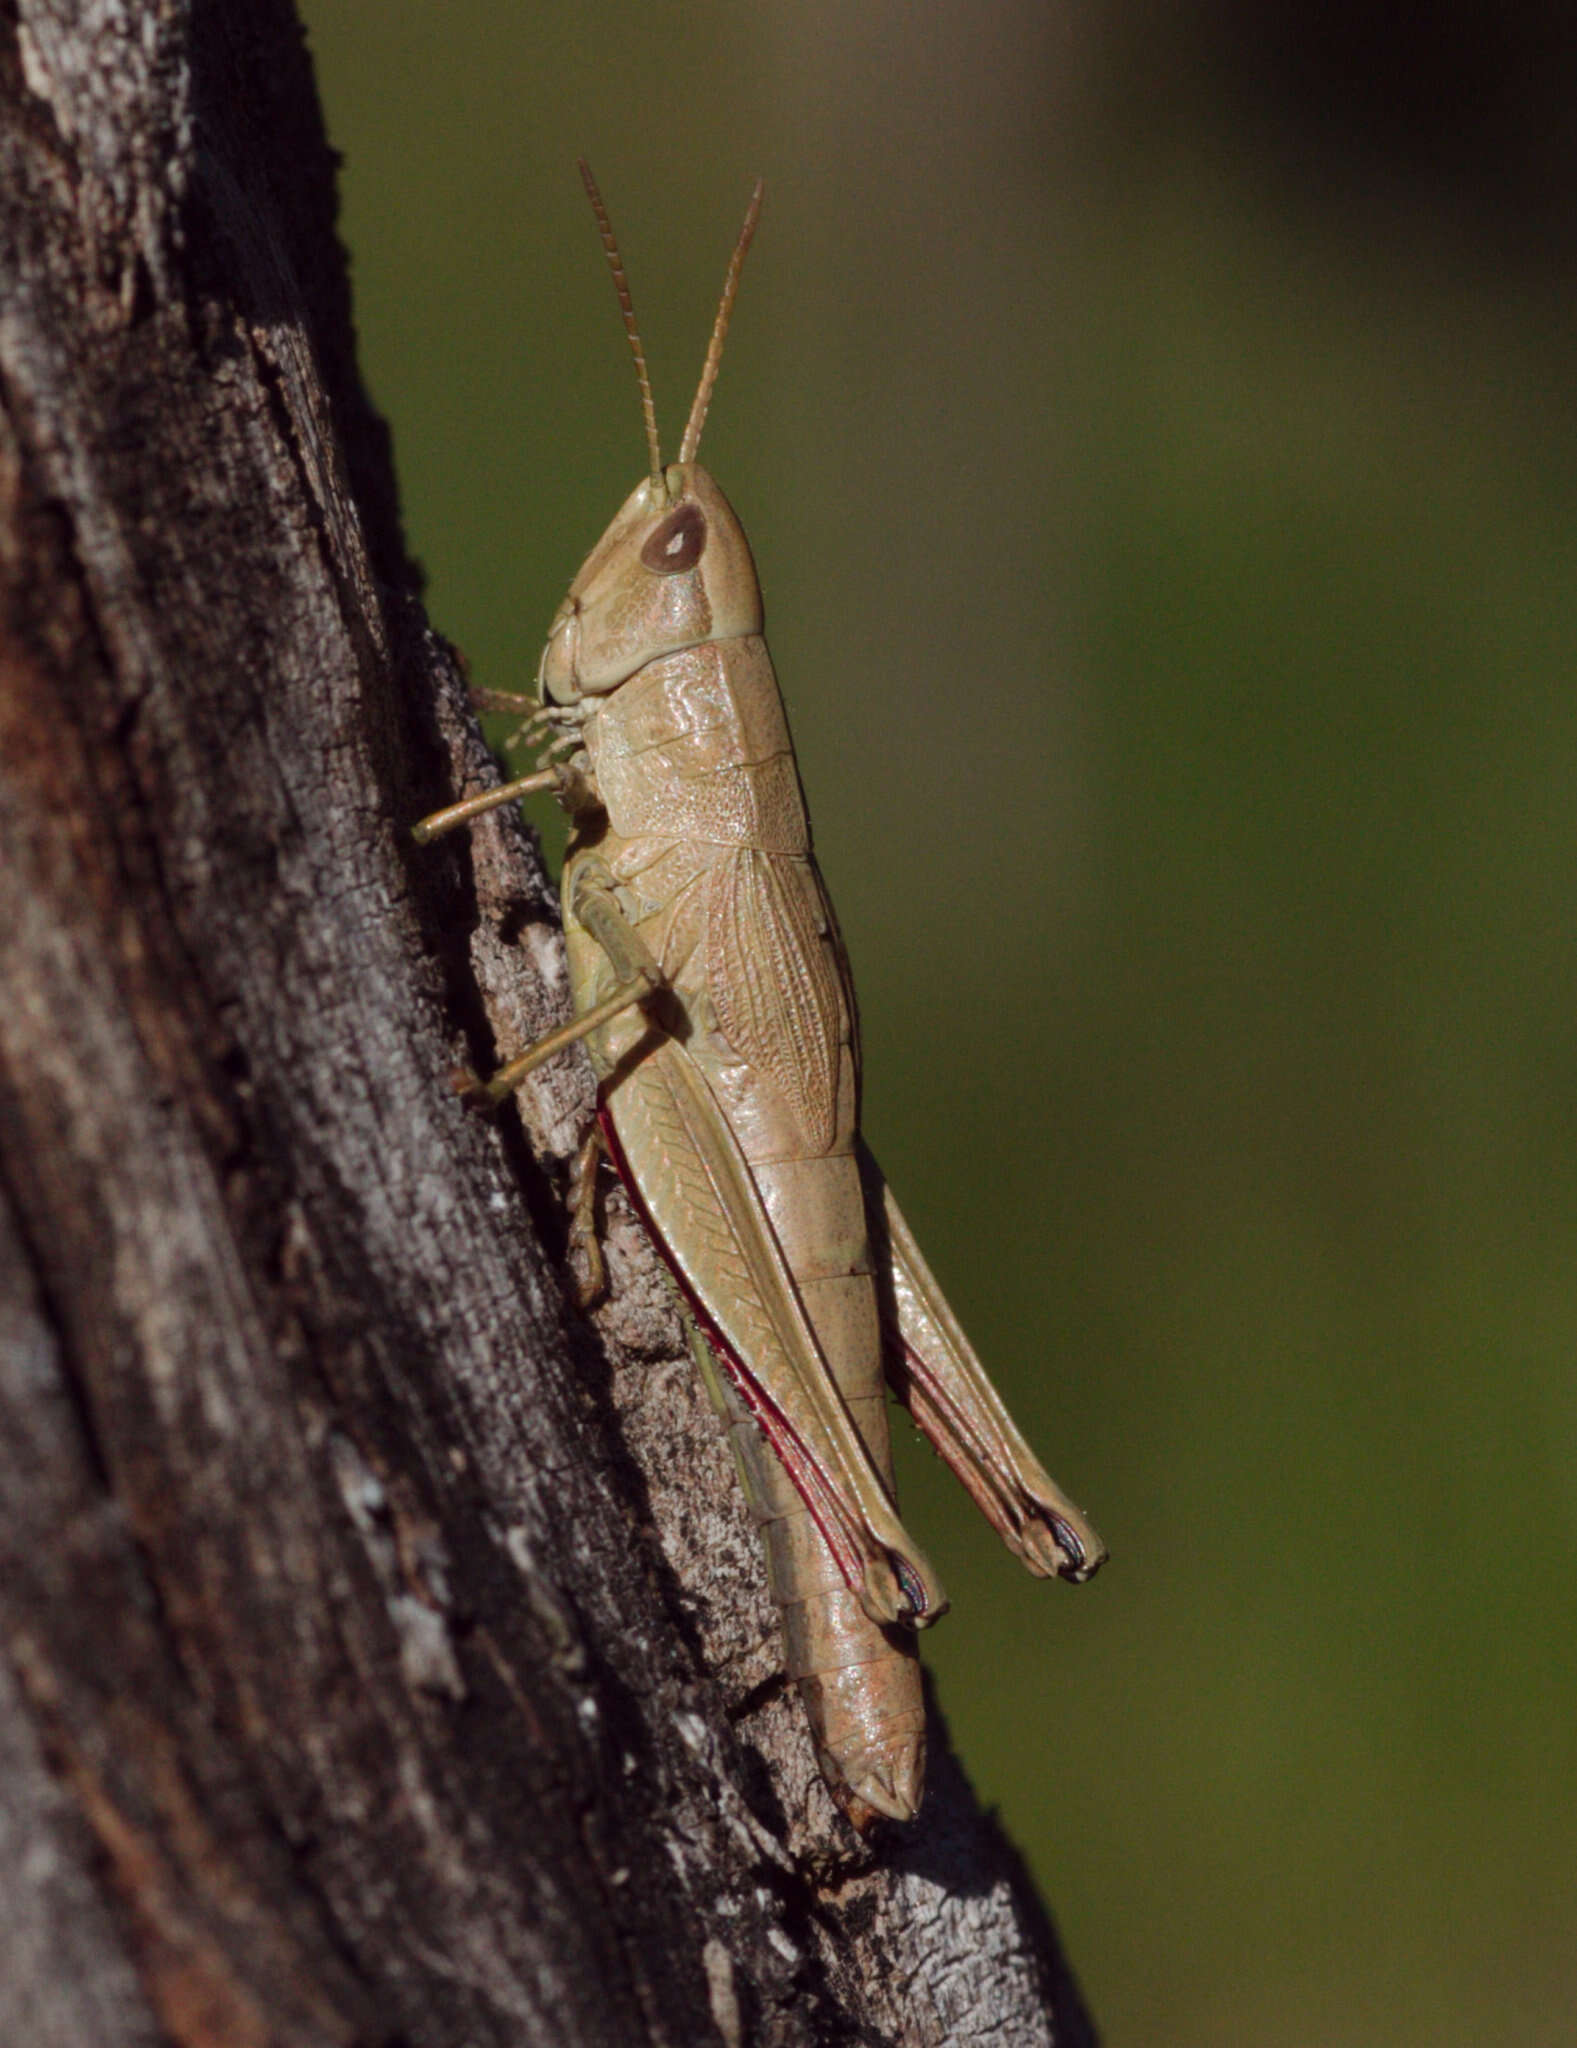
[{"xmin": 299, "ymin": 6, "xmax": 1577, "ymax": 2040}]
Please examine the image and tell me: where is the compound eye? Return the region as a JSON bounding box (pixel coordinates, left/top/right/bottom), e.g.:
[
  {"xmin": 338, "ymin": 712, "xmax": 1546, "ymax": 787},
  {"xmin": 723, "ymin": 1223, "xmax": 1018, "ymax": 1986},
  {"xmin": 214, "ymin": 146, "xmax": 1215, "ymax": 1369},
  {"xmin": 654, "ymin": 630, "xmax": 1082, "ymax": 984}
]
[{"xmin": 640, "ymin": 501, "xmax": 707, "ymax": 575}]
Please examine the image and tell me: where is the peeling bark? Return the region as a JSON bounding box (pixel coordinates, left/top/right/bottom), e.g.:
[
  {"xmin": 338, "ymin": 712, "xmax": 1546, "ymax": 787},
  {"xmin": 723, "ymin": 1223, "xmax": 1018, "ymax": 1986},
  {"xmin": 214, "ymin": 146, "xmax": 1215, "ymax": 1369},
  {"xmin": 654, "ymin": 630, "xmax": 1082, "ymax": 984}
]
[{"xmin": 0, "ymin": 5, "xmax": 1098, "ymax": 2043}]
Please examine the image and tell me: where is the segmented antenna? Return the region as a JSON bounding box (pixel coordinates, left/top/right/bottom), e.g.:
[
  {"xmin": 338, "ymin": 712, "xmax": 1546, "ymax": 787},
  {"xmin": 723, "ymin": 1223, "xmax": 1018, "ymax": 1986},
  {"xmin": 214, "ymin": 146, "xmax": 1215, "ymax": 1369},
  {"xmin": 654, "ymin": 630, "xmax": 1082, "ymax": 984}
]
[
  {"xmin": 578, "ymin": 159, "xmax": 663, "ymax": 490},
  {"xmin": 678, "ymin": 177, "xmax": 765, "ymax": 465}
]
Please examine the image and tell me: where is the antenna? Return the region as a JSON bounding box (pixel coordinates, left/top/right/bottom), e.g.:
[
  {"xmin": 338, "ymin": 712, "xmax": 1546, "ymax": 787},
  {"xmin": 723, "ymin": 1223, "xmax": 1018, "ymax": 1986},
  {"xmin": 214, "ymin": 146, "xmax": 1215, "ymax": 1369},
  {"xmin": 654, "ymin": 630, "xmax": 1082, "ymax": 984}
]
[
  {"xmin": 578, "ymin": 160, "xmax": 664, "ymax": 490},
  {"xmin": 678, "ymin": 177, "xmax": 765, "ymax": 466}
]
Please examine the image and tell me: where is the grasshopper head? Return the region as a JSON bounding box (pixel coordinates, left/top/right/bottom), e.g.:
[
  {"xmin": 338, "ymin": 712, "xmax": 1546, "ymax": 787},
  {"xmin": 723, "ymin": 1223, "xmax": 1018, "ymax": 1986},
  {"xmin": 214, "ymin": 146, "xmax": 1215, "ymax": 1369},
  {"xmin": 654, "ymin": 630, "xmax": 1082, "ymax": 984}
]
[
  {"xmin": 538, "ymin": 462, "xmax": 762, "ymax": 704},
  {"xmin": 541, "ymin": 167, "xmax": 766, "ymax": 707}
]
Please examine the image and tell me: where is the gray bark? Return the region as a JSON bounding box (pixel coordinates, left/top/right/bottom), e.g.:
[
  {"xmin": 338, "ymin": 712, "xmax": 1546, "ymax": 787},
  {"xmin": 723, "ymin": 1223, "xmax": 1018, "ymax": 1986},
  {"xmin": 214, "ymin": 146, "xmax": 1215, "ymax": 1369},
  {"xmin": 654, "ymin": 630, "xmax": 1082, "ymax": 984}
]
[{"xmin": 0, "ymin": 5, "xmax": 1098, "ymax": 2043}]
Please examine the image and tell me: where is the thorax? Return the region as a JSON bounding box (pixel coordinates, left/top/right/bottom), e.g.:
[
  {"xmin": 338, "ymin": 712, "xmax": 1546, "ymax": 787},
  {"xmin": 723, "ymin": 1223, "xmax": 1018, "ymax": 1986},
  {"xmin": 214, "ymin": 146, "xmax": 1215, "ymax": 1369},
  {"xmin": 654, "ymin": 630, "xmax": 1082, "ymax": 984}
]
[
  {"xmin": 563, "ymin": 636, "xmax": 859, "ymax": 1167},
  {"xmin": 582, "ymin": 635, "xmax": 808, "ymax": 854}
]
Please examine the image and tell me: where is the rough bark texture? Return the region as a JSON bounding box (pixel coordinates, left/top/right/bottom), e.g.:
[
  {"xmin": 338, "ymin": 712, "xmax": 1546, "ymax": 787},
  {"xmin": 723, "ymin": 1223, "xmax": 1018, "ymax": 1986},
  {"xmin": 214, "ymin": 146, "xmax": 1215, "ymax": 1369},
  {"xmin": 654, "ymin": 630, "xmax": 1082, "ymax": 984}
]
[{"xmin": 0, "ymin": 6, "xmax": 1098, "ymax": 2044}]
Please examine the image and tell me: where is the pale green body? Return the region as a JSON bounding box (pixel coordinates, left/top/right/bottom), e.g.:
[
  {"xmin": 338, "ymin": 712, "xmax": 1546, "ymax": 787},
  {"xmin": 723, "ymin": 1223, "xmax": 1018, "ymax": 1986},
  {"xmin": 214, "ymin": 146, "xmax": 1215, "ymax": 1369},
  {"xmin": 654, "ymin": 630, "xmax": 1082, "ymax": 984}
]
[
  {"xmin": 564, "ymin": 631, "xmax": 926, "ymax": 1812},
  {"xmin": 415, "ymin": 175, "xmax": 1104, "ymax": 1828}
]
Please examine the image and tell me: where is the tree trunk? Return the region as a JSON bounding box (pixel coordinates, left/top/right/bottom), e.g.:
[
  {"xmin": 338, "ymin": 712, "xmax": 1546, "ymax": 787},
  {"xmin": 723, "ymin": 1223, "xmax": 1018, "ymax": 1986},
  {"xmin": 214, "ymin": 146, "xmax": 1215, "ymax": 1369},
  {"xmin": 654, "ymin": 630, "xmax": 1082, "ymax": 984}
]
[{"xmin": 0, "ymin": 7, "xmax": 1098, "ymax": 2043}]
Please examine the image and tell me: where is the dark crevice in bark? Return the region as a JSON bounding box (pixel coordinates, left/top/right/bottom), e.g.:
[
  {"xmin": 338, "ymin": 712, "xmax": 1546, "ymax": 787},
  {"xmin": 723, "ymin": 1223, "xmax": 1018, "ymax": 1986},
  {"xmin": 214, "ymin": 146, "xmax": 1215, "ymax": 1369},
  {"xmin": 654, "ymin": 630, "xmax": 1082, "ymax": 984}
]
[
  {"xmin": 0, "ymin": 1149, "xmax": 117, "ymax": 1506},
  {"xmin": 188, "ymin": 0, "xmax": 416, "ymax": 595}
]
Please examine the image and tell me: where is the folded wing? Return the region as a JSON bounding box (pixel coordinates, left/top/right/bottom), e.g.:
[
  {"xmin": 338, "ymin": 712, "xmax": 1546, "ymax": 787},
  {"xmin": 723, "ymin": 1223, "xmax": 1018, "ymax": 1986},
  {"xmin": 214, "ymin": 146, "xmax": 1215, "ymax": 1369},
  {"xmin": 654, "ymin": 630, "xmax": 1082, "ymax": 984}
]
[{"xmin": 600, "ymin": 1039, "xmax": 947, "ymax": 1629}]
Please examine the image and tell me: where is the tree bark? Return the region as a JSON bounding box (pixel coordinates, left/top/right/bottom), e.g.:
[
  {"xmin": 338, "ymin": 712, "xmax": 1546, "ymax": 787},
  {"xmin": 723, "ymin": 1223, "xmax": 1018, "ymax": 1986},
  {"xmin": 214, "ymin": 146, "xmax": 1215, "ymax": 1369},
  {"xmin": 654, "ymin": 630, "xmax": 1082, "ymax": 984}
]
[{"xmin": 0, "ymin": 6, "xmax": 1098, "ymax": 2044}]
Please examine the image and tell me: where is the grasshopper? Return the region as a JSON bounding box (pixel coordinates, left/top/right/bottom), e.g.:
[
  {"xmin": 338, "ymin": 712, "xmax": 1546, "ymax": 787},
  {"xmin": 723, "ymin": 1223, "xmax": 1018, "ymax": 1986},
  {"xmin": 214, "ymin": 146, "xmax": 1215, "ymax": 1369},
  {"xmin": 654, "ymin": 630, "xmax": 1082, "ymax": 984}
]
[{"xmin": 415, "ymin": 166, "xmax": 1105, "ymax": 1828}]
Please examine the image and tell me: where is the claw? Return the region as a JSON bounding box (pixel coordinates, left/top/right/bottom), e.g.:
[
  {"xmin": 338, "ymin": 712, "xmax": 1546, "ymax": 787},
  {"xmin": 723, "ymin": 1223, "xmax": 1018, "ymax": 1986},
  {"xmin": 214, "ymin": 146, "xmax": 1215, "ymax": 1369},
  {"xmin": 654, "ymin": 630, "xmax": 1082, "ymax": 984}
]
[{"xmin": 447, "ymin": 1066, "xmax": 500, "ymax": 1114}]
